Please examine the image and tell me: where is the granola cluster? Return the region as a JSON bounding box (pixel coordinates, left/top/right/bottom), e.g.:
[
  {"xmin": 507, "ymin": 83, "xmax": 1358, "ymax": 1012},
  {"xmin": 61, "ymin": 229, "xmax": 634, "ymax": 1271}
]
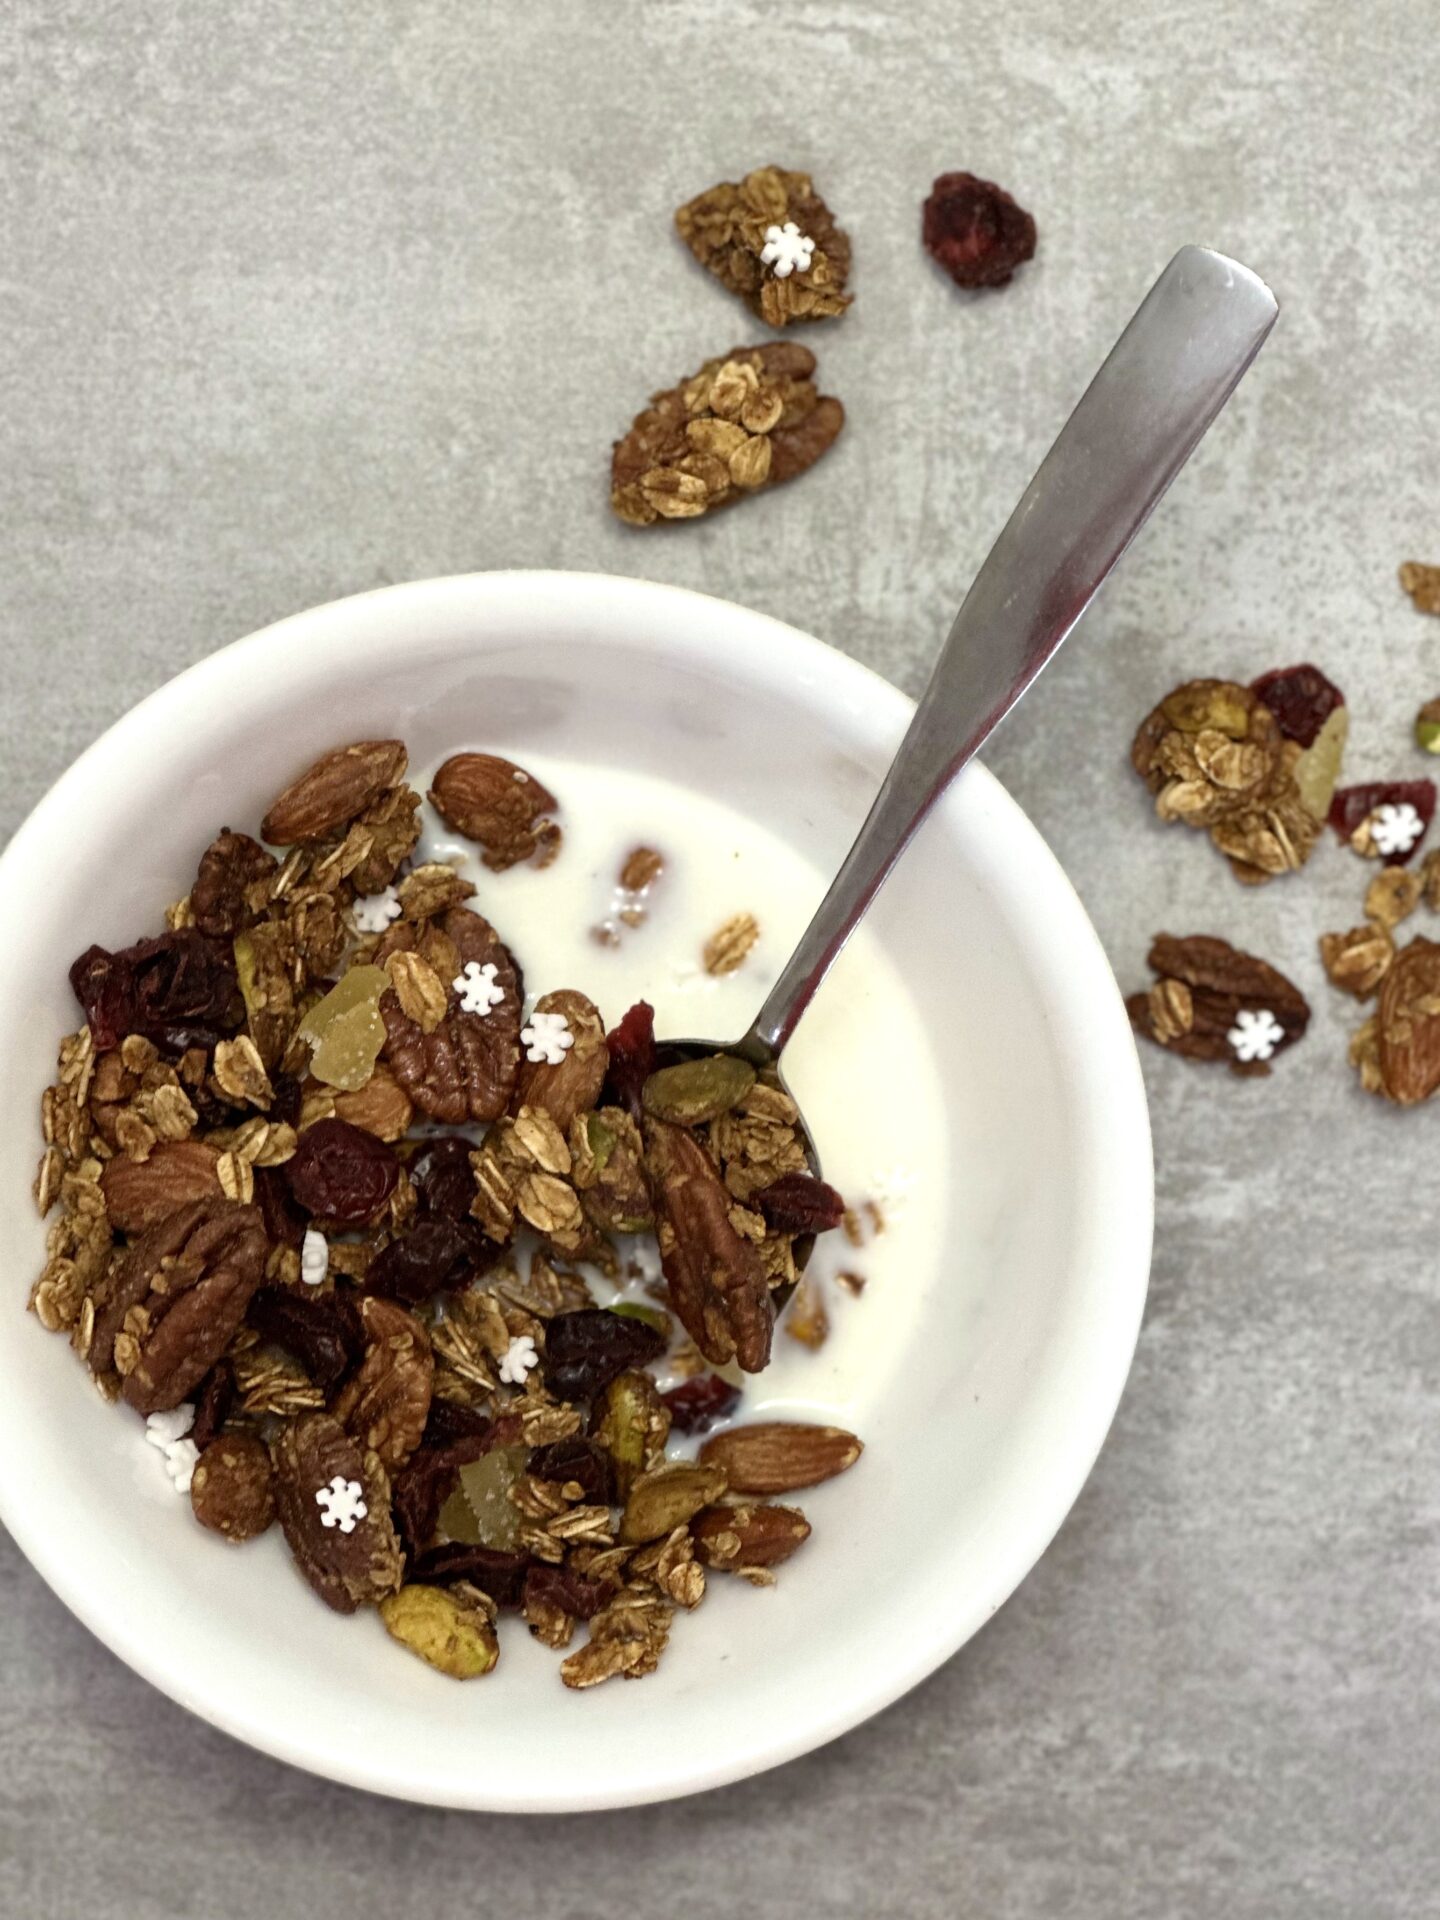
[
  {"xmin": 675, "ymin": 165, "xmax": 853, "ymax": 328},
  {"xmin": 32, "ymin": 739, "xmax": 862, "ymax": 1686}
]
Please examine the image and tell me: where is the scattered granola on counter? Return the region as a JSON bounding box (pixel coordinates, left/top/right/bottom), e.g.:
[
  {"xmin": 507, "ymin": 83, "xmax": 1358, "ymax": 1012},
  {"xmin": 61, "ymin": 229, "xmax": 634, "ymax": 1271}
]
[
  {"xmin": 1131, "ymin": 667, "xmax": 1347, "ymax": 883},
  {"xmin": 674, "ymin": 165, "xmax": 852, "ymax": 327},
  {"xmin": 610, "ymin": 344, "xmax": 844, "ymax": 527},
  {"xmin": 1126, "ymin": 933, "xmax": 1310, "ymax": 1076},
  {"xmin": 30, "ymin": 739, "xmax": 863, "ymax": 1686},
  {"xmin": 1400, "ymin": 562, "xmax": 1440, "ymax": 617}
]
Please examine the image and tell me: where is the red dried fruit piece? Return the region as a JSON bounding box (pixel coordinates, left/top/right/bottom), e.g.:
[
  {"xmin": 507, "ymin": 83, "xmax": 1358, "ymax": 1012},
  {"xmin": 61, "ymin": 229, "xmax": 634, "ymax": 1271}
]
[
  {"xmin": 922, "ymin": 172, "xmax": 1036, "ymax": 289},
  {"xmin": 662, "ymin": 1373, "xmax": 741, "ymax": 1436},
  {"xmin": 69, "ymin": 929, "xmax": 237, "ymax": 1054},
  {"xmin": 543, "ymin": 1308, "xmax": 667, "ymax": 1404},
  {"xmin": 1250, "ymin": 664, "xmax": 1345, "ymax": 748},
  {"xmin": 1329, "ymin": 781, "xmax": 1437, "ymax": 865},
  {"xmin": 189, "ymin": 1360, "xmax": 235, "ymax": 1451},
  {"xmin": 523, "ymin": 1563, "xmax": 615, "ymax": 1622},
  {"xmin": 528, "ymin": 1436, "xmax": 617, "ymax": 1506},
  {"xmin": 422, "ymin": 1400, "xmax": 503, "ymax": 1449},
  {"xmin": 285, "ymin": 1117, "xmax": 398, "ymax": 1223},
  {"xmin": 751, "ymin": 1171, "xmax": 845, "ymax": 1234},
  {"xmin": 247, "ymin": 1286, "xmax": 363, "ymax": 1393},
  {"xmin": 601, "ymin": 1000, "xmax": 657, "ymax": 1119},
  {"xmin": 365, "ymin": 1219, "xmax": 500, "ymax": 1305},
  {"xmin": 409, "ymin": 1543, "xmax": 530, "ymax": 1608},
  {"xmin": 409, "ymin": 1135, "xmax": 481, "ymax": 1222}
]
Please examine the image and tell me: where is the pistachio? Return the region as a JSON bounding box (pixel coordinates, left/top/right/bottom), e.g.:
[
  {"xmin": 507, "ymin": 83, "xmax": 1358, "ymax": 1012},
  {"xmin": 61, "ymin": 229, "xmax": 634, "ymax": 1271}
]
[
  {"xmin": 642, "ymin": 1054, "xmax": 755, "ymax": 1126},
  {"xmin": 380, "ymin": 1585, "xmax": 499, "ymax": 1679},
  {"xmin": 592, "ymin": 1369, "xmax": 671, "ymax": 1497},
  {"xmin": 619, "ymin": 1460, "xmax": 729, "ymax": 1544}
]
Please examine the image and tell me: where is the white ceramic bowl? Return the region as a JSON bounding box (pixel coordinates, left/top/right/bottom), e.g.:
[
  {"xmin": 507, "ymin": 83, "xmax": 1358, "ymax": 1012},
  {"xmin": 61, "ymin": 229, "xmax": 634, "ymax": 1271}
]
[{"xmin": 0, "ymin": 572, "xmax": 1151, "ymax": 1810}]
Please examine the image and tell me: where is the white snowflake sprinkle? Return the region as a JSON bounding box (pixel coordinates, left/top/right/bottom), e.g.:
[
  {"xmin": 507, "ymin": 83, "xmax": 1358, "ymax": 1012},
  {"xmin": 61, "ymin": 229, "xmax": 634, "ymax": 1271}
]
[
  {"xmin": 498, "ymin": 1333, "xmax": 539, "ymax": 1386},
  {"xmin": 454, "ymin": 959, "xmax": 505, "ymax": 1015},
  {"xmin": 315, "ymin": 1475, "xmax": 367, "ymax": 1533},
  {"xmin": 300, "ymin": 1227, "xmax": 329, "ymax": 1288},
  {"xmin": 1228, "ymin": 1008, "xmax": 1285, "ymax": 1063},
  {"xmin": 145, "ymin": 1405, "xmax": 195, "ymax": 1451},
  {"xmin": 521, "ymin": 1009, "xmax": 574, "ymax": 1064},
  {"xmin": 759, "ymin": 221, "xmax": 815, "ymax": 279},
  {"xmin": 1370, "ymin": 802, "xmax": 1424, "ymax": 857},
  {"xmin": 352, "ymin": 886, "xmax": 402, "ymax": 934},
  {"xmin": 164, "ymin": 1438, "xmax": 200, "ymax": 1494}
]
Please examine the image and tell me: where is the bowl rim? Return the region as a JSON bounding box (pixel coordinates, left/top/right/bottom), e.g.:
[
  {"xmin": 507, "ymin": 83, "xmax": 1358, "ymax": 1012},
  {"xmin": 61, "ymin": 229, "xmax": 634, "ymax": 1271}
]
[{"xmin": 0, "ymin": 569, "xmax": 1153, "ymax": 1809}]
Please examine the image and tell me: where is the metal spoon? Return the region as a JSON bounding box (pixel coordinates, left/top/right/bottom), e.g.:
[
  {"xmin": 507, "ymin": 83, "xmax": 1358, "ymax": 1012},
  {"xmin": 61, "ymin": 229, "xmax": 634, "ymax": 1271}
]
[{"xmin": 665, "ymin": 245, "xmax": 1277, "ymax": 1306}]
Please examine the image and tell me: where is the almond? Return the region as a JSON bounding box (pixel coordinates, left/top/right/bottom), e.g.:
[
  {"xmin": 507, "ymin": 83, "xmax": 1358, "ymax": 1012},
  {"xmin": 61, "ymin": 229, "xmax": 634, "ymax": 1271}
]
[
  {"xmin": 692, "ymin": 1501, "xmax": 811, "ymax": 1569},
  {"xmin": 698, "ymin": 1421, "xmax": 862, "ymax": 1494},
  {"xmin": 331, "ymin": 1063, "xmax": 414, "ymax": 1142},
  {"xmin": 261, "ymin": 740, "xmax": 408, "ymax": 846},
  {"xmin": 427, "ymin": 753, "xmax": 559, "ymax": 871},
  {"xmin": 1377, "ymin": 936, "xmax": 1440, "ymax": 1104},
  {"xmin": 99, "ymin": 1138, "xmax": 223, "ymax": 1232}
]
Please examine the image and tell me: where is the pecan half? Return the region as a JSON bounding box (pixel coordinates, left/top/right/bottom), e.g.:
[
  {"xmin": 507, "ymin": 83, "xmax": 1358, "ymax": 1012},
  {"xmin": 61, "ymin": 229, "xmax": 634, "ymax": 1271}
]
[
  {"xmin": 611, "ymin": 343, "xmax": 843, "ymax": 527},
  {"xmin": 513, "ymin": 990, "xmax": 607, "ymax": 1131},
  {"xmin": 272, "ymin": 1413, "xmax": 403, "ymax": 1614},
  {"xmin": 381, "ymin": 909, "xmax": 522, "ymax": 1123},
  {"xmin": 1375, "ymin": 937, "xmax": 1440, "ymax": 1104},
  {"xmin": 260, "ymin": 740, "xmax": 409, "ymax": 846},
  {"xmin": 90, "ymin": 1197, "xmax": 267, "ymax": 1413},
  {"xmin": 1126, "ymin": 933, "xmax": 1310, "ymax": 1076},
  {"xmin": 644, "ymin": 1119, "xmax": 772, "ymax": 1371},
  {"xmin": 428, "ymin": 754, "xmax": 560, "ymax": 872},
  {"xmin": 330, "ymin": 1296, "xmax": 433, "ymax": 1469}
]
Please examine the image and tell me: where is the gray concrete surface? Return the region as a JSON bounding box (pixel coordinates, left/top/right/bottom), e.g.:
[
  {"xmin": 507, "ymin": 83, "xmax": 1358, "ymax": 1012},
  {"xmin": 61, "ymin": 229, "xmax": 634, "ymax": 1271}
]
[{"xmin": 2, "ymin": 1, "xmax": 1437, "ymax": 1913}]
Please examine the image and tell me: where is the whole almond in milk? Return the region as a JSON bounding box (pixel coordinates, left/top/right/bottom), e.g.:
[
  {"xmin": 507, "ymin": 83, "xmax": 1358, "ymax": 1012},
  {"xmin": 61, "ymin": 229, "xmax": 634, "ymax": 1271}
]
[{"xmin": 428, "ymin": 754, "xmax": 560, "ymax": 870}]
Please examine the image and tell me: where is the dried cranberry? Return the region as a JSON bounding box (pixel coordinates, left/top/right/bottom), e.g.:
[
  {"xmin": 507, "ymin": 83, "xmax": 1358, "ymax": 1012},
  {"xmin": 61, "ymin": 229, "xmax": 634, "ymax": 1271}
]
[
  {"xmin": 365, "ymin": 1219, "xmax": 499, "ymax": 1305},
  {"xmin": 543, "ymin": 1308, "xmax": 666, "ymax": 1403},
  {"xmin": 422, "ymin": 1401, "xmax": 504, "ymax": 1449},
  {"xmin": 409, "ymin": 1135, "xmax": 481, "ymax": 1223},
  {"xmin": 523, "ymin": 1563, "xmax": 615, "ymax": 1622},
  {"xmin": 922, "ymin": 172, "xmax": 1037, "ymax": 289},
  {"xmin": 410, "ymin": 1543, "xmax": 530, "ymax": 1608},
  {"xmin": 528, "ymin": 1436, "xmax": 616, "ymax": 1506},
  {"xmin": 285, "ymin": 1117, "xmax": 398, "ymax": 1223},
  {"xmin": 1250, "ymin": 664, "xmax": 1345, "ymax": 747},
  {"xmin": 247, "ymin": 1286, "xmax": 364, "ymax": 1393},
  {"xmin": 663, "ymin": 1373, "xmax": 741, "ymax": 1435},
  {"xmin": 601, "ymin": 1001, "xmax": 657, "ymax": 1119},
  {"xmin": 189, "ymin": 1360, "xmax": 235, "ymax": 1450},
  {"xmin": 69, "ymin": 928, "xmax": 237, "ymax": 1054},
  {"xmin": 751, "ymin": 1172, "xmax": 845, "ymax": 1234},
  {"xmin": 1328, "ymin": 780, "xmax": 1436, "ymax": 865},
  {"xmin": 254, "ymin": 1166, "xmax": 307, "ymax": 1250}
]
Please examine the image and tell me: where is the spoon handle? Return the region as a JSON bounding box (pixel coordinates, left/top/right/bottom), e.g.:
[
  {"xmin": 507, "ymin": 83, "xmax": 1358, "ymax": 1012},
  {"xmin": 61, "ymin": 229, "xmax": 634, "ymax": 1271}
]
[{"xmin": 740, "ymin": 244, "xmax": 1278, "ymax": 1063}]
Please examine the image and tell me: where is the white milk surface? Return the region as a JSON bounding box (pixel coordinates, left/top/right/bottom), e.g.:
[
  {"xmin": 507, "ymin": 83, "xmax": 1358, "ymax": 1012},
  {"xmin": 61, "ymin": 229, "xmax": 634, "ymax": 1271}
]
[{"xmin": 417, "ymin": 755, "xmax": 949, "ymax": 1428}]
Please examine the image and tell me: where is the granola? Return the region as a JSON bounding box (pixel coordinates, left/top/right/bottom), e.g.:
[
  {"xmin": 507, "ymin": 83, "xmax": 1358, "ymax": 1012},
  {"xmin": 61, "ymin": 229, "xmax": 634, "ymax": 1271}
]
[
  {"xmin": 675, "ymin": 165, "xmax": 852, "ymax": 327},
  {"xmin": 30, "ymin": 736, "xmax": 864, "ymax": 1687},
  {"xmin": 610, "ymin": 344, "xmax": 843, "ymax": 526},
  {"xmin": 1131, "ymin": 674, "xmax": 1341, "ymax": 884},
  {"xmin": 1126, "ymin": 933, "xmax": 1310, "ymax": 1075}
]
